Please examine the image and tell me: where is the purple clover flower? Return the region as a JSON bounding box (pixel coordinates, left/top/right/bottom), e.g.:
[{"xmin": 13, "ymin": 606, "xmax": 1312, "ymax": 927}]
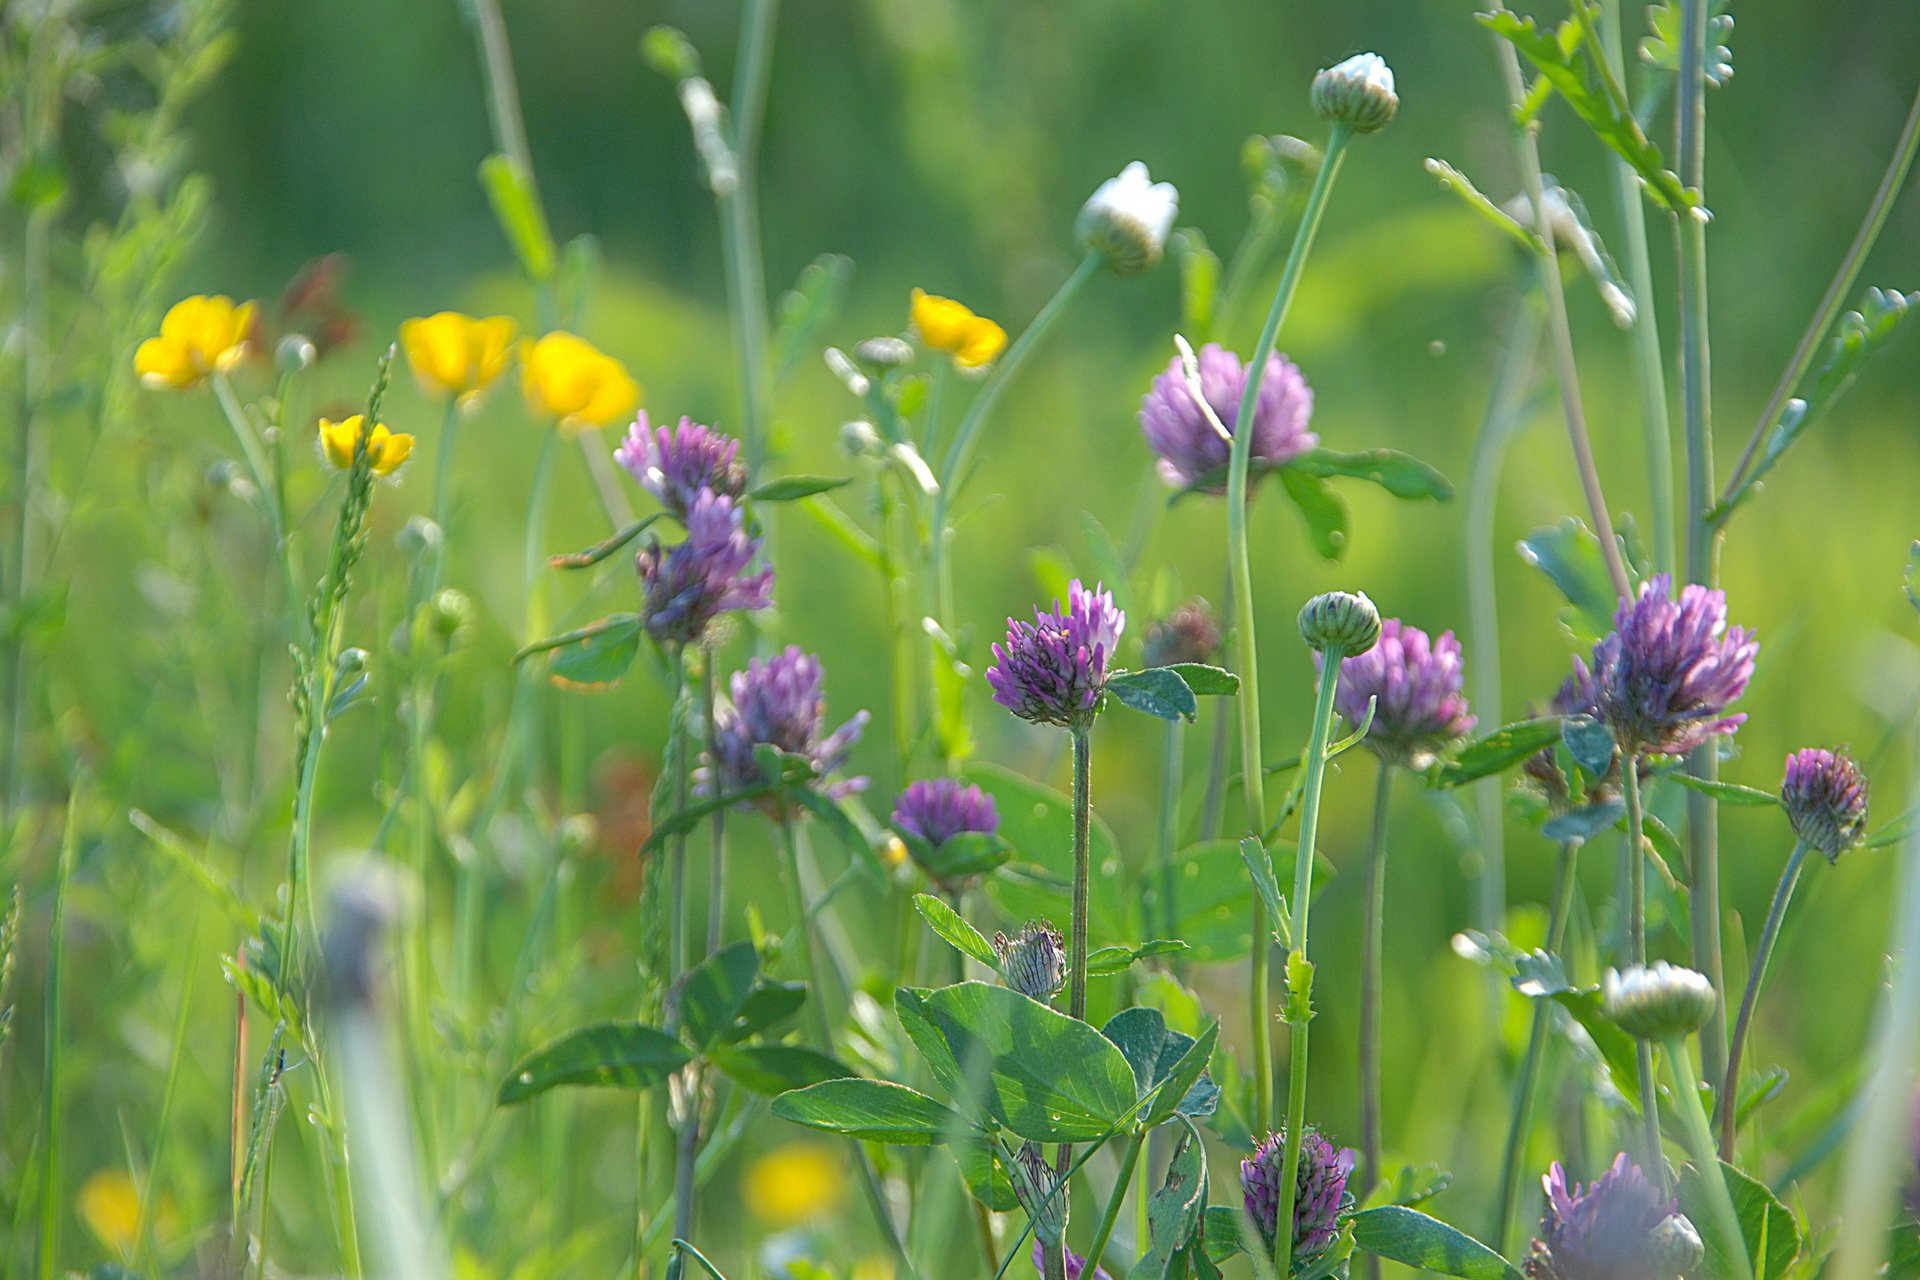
[
  {"xmin": 1141, "ymin": 598, "xmax": 1221, "ymax": 668},
  {"xmin": 987, "ymin": 580, "xmax": 1125, "ymax": 729},
  {"xmin": 1240, "ymin": 1128, "xmax": 1355, "ymax": 1260},
  {"xmin": 1524, "ymin": 1155, "xmax": 1694, "ymax": 1280},
  {"xmin": 1138, "ymin": 342, "xmax": 1316, "ymax": 493},
  {"xmin": 892, "ymin": 778, "xmax": 999, "ymax": 848},
  {"xmin": 1029, "ymin": 1241, "xmax": 1110, "ymax": 1280},
  {"xmin": 1580, "ymin": 574, "xmax": 1757, "ymax": 757},
  {"xmin": 710, "ymin": 646, "xmax": 869, "ymax": 799},
  {"xmin": 1782, "ymin": 747, "xmax": 1869, "ymax": 863},
  {"xmin": 636, "ymin": 489, "xmax": 773, "ymax": 646},
  {"xmin": 1325, "ymin": 617, "xmax": 1475, "ymax": 768},
  {"xmin": 614, "ymin": 412, "xmax": 746, "ymax": 520}
]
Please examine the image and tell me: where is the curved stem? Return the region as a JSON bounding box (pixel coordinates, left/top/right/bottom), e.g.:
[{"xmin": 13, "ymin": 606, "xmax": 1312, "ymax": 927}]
[
  {"xmin": 1273, "ymin": 644, "xmax": 1346, "ymax": 1279},
  {"xmin": 1230, "ymin": 124, "xmax": 1353, "ymax": 1145},
  {"xmin": 1620, "ymin": 760, "xmax": 1663, "ymax": 1171},
  {"xmin": 1718, "ymin": 840, "xmax": 1810, "ymax": 1159},
  {"xmin": 1493, "ymin": 838, "xmax": 1582, "ymax": 1254},
  {"xmin": 1083, "ymin": 1129, "xmax": 1144, "ymax": 1274},
  {"xmin": 1664, "ymin": 1034, "xmax": 1755, "ymax": 1280},
  {"xmin": 1358, "ymin": 760, "xmax": 1395, "ymax": 1205}
]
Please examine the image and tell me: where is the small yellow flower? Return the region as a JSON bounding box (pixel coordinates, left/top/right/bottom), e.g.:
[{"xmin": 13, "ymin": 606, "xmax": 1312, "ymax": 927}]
[
  {"xmin": 909, "ymin": 288, "xmax": 1007, "ymax": 370},
  {"xmin": 319, "ymin": 415, "xmax": 415, "ymax": 476},
  {"xmin": 134, "ymin": 294, "xmax": 258, "ymax": 390},
  {"xmin": 398, "ymin": 312, "xmax": 518, "ymax": 406},
  {"xmin": 519, "ymin": 331, "xmax": 640, "ymax": 433},
  {"xmin": 77, "ymin": 1169, "xmax": 142, "ymax": 1256},
  {"xmin": 742, "ymin": 1142, "xmax": 845, "ymax": 1227}
]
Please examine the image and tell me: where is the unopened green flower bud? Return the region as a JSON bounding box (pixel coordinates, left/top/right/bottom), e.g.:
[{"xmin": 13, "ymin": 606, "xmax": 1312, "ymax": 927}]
[
  {"xmin": 840, "ymin": 419, "xmax": 882, "ymax": 457},
  {"xmin": 335, "ymin": 646, "xmax": 369, "ymax": 678},
  {"xmin": 993, "ymin": 921, "xmax": 1066, "ymax": 1004},
  {"xmin": 1077, "ymin": 162, "xmax": 1179, "ymax": 274},
  {"xmin": 276, "ymin": 333, "xmax": 318, "ymax": 374},
  {"xmin": 853, "ymin": 336, "xmax": 914, "ymax": 371},
  {"xmin": 431, "ymin": 587, "xmax": 473, "ymax": 641},
  {"xmin": 1311, "ymin": 53, "xmax": 1398, "ymax": 135},
  {"xmin": 1604, "ymin": 961, "xmax": 1718, "ymax": 1040},
  {"xmin": 397, "ymin": 516, "xmax": 443, "ymax": 560},
  {"xmin": 1648, "ymin": 1213, "xmax": 1705, "ymax": 1275},
  {"xmin": 1298, "ymin": 590, "xmax": 1381, "ymax": 656}
]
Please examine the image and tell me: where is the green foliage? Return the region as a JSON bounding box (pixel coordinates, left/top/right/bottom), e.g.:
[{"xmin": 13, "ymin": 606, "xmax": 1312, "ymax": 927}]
[
  {"xmin": 1427, "ymin": 718, "xmax": 1565, "ymax": 788},
  {"xmin": 1349, "ymin": 1206, "xmax": 1521, "ymax": 1280},
  {"xmin": 772, "ymin": 1078, "xmax": 971, "ymax": 1144},
  {"xmin": 498, "ymin": 1022, "xmax": 693, "ymax": 1104}
]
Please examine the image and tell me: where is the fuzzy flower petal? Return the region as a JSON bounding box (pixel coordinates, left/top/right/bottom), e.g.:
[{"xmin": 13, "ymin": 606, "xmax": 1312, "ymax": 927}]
[
  {"xmin": 1240, "ymin": 1128, "xmax": 1355, "ymax": 1260},
  {"xmin": 710, "ymin": 646, "xmax": 869, "ymax": 799},
  {"xmin": 614, "ymin": 413, "xmax": 747, "ymax": 520},
  {"xmin": 1586, "ymin": 574, "xmax": 1757, "ymax": 756},
  {"xmin": 319, "ymin": 415, "xmax": 414, "ymax": 476},
  {"xmin": 1326, "ymin": 617, "xmax": 1475, "ymax": 767},
  {"xmin": 1782, "ymin": 747, "xmax": 1869, "ymax": 862},
  {"xmin": 135, "ymin": 295, "xmax": 258, "ymax": 390},
  {"xmin": 1139, "ymin": 342, "xmax": 1315, "ymax": 493},
  {"xmin": 986, "ymin": 580, "xmax": 1126, "ymax": 729},
  {"xmin": 399, "ymin": 312, "xmax": 517, "ymax": 405},
  {"xmin": 636, "ymin": 489, "xmax": 772, "ymax": 645},
  {"xmin": 520, "ymin": 331, "xmax": 640, "ymax": 433},
  {"xmin": 1524, "ymin": 1154, "xmax": 1695, "ymax": 1280},
  {"xmin": 910, "ymin": 289, "xmax": 1008, "ymax": 370}
]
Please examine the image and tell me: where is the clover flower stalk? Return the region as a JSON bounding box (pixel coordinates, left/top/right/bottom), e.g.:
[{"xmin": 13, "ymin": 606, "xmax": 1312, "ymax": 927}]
[
  {"xmin": 1144, "ymin": 600, "xmax": 1221, "ymax": 942},
  {"xmin": 1270, "ymin": 590, "xmax": 1379, "ymax": 1277},
  {"xmin": 1718, "ymin": 748, "xmax": 1867, "ymax": 1158},
  {"xmin": 1328, "ymin": 619, "xmax": 1474, "ymax": 1198}
]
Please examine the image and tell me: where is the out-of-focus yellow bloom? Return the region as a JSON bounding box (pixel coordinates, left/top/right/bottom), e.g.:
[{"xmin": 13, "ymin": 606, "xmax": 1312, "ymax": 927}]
[
  {"xmin": 134, "ymin": 295, "xmax": 258, "ymax": 390},
  {"xmin": 909, "ymin": 288, "xmax": 1007, "ymax": 370},
  {"xmin": 399, "ymin": 312, "xmax": 518, "ymax": 406},
  {"xmin": 519, "ymin": 332, "xmax": 640, "ymax": 433},
  {"xmin": 851, "ymin": 1259, "xmax": 896, "ymax": 1280},
  {"xmin": 742, "ymin": 1142, "xmax": 845, "ymax": 1227},
  {"xmin": 320, "ymin": 415, "xmax": 415, "ymax": 475},
  {"xmin": 880, "ymin": 834, "xmax": 909, "ymax": 870},
  {"xmin": 78, "ymin": 1169, "xmax": 146, "ymax": 1256}
]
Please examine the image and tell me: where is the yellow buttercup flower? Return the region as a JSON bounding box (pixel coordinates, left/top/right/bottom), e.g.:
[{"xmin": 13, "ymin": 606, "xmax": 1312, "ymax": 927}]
[
  {"xmin": 519, "ymin": 331, "xmax": 640, "ymax": 433},
  {"xmin": 134, "ymin": 294, "xmax": 258, "ymax": 390},
  {"xmin": 77, "ymin": 1169, "xmax": 141, "ymax": 1256},
  {"xmin": 909, "ymin": 288, "xmax": 1007, "ymax": 370},
  {"xmin": 742, "ymin": 1142, "xmax": 845, "ymax": 1227},
  {"xmin": 399, "ymin": 312, "xmax": 518, "ymax": 406},
  {"xmin": 319, "ymin": 415, "xmax": 415, "ymax": 476}
]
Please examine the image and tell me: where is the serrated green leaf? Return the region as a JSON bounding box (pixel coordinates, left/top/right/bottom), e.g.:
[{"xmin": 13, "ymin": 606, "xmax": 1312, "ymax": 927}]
[
  {"xmin": 913, "ymin": 893, "xmax": 1000, "ymax": 969},
  {"xmin": 771, "ymin": 1078, "xmax": 971, "ymax": 1145},
  {"xmin": 499, "ymin": 1022, "xmax": 692, "ymax": 1104}
]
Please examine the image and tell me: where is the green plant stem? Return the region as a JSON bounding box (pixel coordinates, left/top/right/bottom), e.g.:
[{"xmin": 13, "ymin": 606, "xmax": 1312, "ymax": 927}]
[
  {"xmin": 1230, "ymin": 123, "xmax": 1352, "ymax": 1145},
  {"xmin": 1082, "ymin": 1128, "xmax": 1143, "ymax": 1273},
  {"xmin": 701, "ymin": 646, "xmax": 728, "ymax": 954},
  {"xmin": 929, "ymin": 253, "xmax": 1101, "ymax": 629},
  {"xmin": 1493, "ymin": 837, "xmax": 1582, "ymax": 1255},
  {"xmin": 1069, "ymin": 726, "xmax": 1093, "ymax": 1022},
  {"xmin": 1718, "ymin": 839, "xmax": 1810, "ymax": 1160},
  {"xmin": 1157, "ymin": 718, "xmax": 1183, "ymax": 942},
  {"xmin": 213, "ymin": 373, "xmax": 299, "ymax": 609},
  {"xmin": 722, "ymin": 0, "xmax": 779, "ymax": 477},
  {"xmin": 1273, "ymin": 641, "xmax": 1346, "ymax": 1279},
  {"xmin": 136, "ymin": 912, "xmax": 204, "ymax": 1274},
  {"xmin": 1663, "ymin": 1034, "xmax": 1754, "ymax": 1280},
  {"xmin": 1675, "ymin": 0, "xmax": 1729, "ymax": 1094},
  {"xmin": 1620, "ymin": 760, "xmax": 1663, "ymax": 1170},
  {"xmin": 1358, "ymin": 759, "xmax": 1395, "ymax": 1203},
  {"xmin": 1599, "ymin": 0, "xmax": 1677, "ymax": 577},
  {"xmin": 662, "ymin": 663, "xmax": 696, "ymax": 1270},
  {"xmin": 37, "ymin": 796, "xmax": 75, "ymax": 1280},
  {"xmin": 1487, "ymin": 20, "xmax": 1632, "ymax": 602},
  {"xmin": 432, "ymin": 398, "xmax": 462, "ymax": 563},
  {"xmin": 1723, "ymin": 80, "xmax": 1920, "ymax": 507}
]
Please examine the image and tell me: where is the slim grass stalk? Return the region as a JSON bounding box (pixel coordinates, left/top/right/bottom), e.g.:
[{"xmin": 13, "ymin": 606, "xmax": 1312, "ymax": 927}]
[
  {"xmin": 1156, "ymin": 718, "xmax": 1183, "ymax": 942},
  {"xmin": 1358, "ymin": 759, "xmax": 1395, "ymax": 1201},
  {"xmin": 1081, "ymin": 1127, "xmax": 1143, "ymax": 1274},
  {"xmin": 135, "ymin": 911, "xmax": 204, "ymax": 1275},
  {"xmin": 1662, "ymin": 1033, "xmax": 1753, "ymax": 1280},
  {"xmin": 1045, "ymin": 726, "xmax": 1096, "ymax": 1280},
  {"xmin": 1718, "ymin": 839, "xmax": 1809, "ymax": 1159},
  {"xmin": 701, "ymin": 647, "xmax": 728, "ymax": 954},
  {"xmin": 1620, "ymin": 761, "xmax": 1663, "ymax": 1169},
  {"xmin": 1229, "ymin": 123, "xmax": 1352, "ymax": 1141},
  {"xmin": 37, "ymin": 794, "xmax": 76, "ymax": 1280}
]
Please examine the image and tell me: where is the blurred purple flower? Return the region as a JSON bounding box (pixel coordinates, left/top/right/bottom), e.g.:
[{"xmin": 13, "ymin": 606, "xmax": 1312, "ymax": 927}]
[
  {"xmin": 614, "ymin": 412, "xmax": 746, "ymax": 520},
  {"xmin": 1325, "ymin": 617, "xmax": 1475, "ymax": 767},
  {"xmin": 987, "ymin": 580, "xmax": 1125, "ymax": 729},
  {"xmin": 1240, "ymin": 1127, "xmax": 1354, "ymax": 1259},
  {"xmin": 1524, "ymin": 1154, "xmax": 1692, "ymax": 1280},
  {"xmin": 892, "ymin": 778, "xmax": 999, "ymax": 848},
  {"xmin": 1782, "ymin": 747, "xmax": 1869, "ymax": 863},
  {"xmin": 1029, "ymin": 1240, "xmax": 1110, "ymax": 1280},
  {"xmin": 710, "ymin": 646, "xmax": 868, "ymax": 798},
  {"xmin": 1141, "ymin": 597, "xmax": 1221, "ymax": 668},
  {"xmin": 1583, "ymin": 574, "xmax": 1757, "ymax": 756},
  {"xmin": 1138, "ymin": 342, "xmax": 1316, "ymax": 493},
  {"xmin": 637, "ymin": 490, "xmax": 773, "ymax": 646}
]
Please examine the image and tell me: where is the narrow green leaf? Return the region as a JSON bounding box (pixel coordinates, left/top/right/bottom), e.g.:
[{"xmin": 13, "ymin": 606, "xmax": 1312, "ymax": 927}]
[
  {"xmin": 1425, "ymin": 157, "xmax": 1540, "ymax": 252},
  {"xmin": 709, "ymin": 1044, "xmax": 850, "ymax": 1096},
  {"xmin": 1173, "ymin": 227, "xmax": 1222, "ymax": 344},
  {"xmin": 547, "ymin": 614, "xmax": 645, "ymax": 689},
  {"xmin": 548, "ymin": 514, "xmax": 663, "ymax": 569},
  {"xmin": 771, "ymin": 1078, "xmax": 971, "ymax": 1145},
  {"xmin": 1666, "ymin": 774, "xmax": 1784, "ymax": 808},
  {"xmin": 1135, "ymin": 1123, "xmax": 1211, "ymax": 1278},
  {"xmin": 1238, "ymin": 836, "xmax": 1289, "ymax": 948},
  {"xmin": 1290, "ymin": 447, "xmax": 1455, "ymax": 501},
  {"xmin": 479, "ymin": 153, "xmax": 557, "ymax": 281},
  {"xmin": 499, "ymin": 1022, "xmax": 692, "ymax": 1104},
  {"xmin": 1349, "ymin": 1206, "xmax": 1522, "ymax": 1280},
  {"xmin": 750, "ymin": 475, "xmax": 852, "ymax": 502},
  {"xmin": 677, "ymin": 940, "xmax": 760, "ymax": 1053},
  {"xmin": 913, "ymin": 893, "xmax": 1000, "ymax": 970},
  {"xmin": 1428, "ymin": 718, "xmax": 1565, "ymax": 788}
]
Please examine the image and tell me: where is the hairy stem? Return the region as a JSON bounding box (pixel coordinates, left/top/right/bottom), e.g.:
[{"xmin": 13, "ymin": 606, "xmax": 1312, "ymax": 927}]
[
  {"xmin": 1231, "ymin": 123, "xmax": 1352, "ymax": 1141},
  {"xmin": 1718, "ymin": 840, "xmax": 1809, "ymax": 1159}
]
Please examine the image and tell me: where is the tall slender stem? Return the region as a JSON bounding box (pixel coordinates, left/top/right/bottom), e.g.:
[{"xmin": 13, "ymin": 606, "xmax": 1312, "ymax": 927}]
[
  {"xmin": 1045, "ymin": 726, "xmax": 1095, "ymax": 1280},
  {"xmin": 1494, "ymin": 838, "xmax": 1582, "ymax": 1254},
  {"xmin": 1676, "ymin": 0, "xmax": 1728, "ymax": 1092},
  {"xmin": 1230, "ymin": 124, "xmax": 1352, "ymax": 1143},
  {"xmin": 1620, "ymin": 760, "xmax": 1663, "ymax": 1169},
  {"xmin": 432, "ymin": 398, "xmax": 462, "ymax": 560},
  {"xmin": 701, "ymin": 646, "xmax": 728, "ymax": 954},
  {"xmin": 37, "ymin": 797, "xmax": 74, "ymax": 1280},
  {"xmin": 1487, "ymin": 20, "xmax": 1632, "ymax": 601},
  {"xmin": 1718, "ymin": 840, "xmax": 1810, "ymax": 1159},
  {"xmin": 1273, "ymin": 645, "xmax": 1346, "ymax": 1278},
  {"xmin": 1723, "ymin": 81, "xmax": 1920, "ymax": 505},
  {"xmin": 1157, "ymin": 718, "xmax": 1184, "ymax": 943},
  {"xmin": 1663, "ymin": 1034, "xmax": 1755, "ymax": 1280},
  {"xmin": 1082, "ymin": 1128, "xmax": 1144, "ymax": 1274},
  {"xmin": 1358, "ymin": 760, "xmax": 1395, "ymax": 1204},
  {"xmin": 723, "ymin": 0, "xmax": 779, "ymax": 476}
]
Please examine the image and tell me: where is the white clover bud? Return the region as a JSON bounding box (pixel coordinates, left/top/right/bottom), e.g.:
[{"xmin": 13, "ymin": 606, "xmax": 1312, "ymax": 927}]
[
  {"xmin": 1311, "ymin": 53, "xmax": 1398, "ymax": 135},
  {"xmin": 1648, "ymin": 1213, "xmax": 1706, "ymax": 1275},
  {"xmin": 1604, "ymin": 961, "xmax": 1718, "ymax": 1040},
  {"xmin": 1298, "ymin": 591, "xmax": 1381, "ymax": 656},
  {"xmin": 276, "ymin": 333, "xmax": 318, "ymax": 374},
  {"xmin": 1077, "ymin": 161, "xmax": 1179, "ymax": 274}
]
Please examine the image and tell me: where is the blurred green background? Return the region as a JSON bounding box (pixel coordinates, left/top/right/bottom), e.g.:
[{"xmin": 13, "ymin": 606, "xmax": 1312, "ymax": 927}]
[{"xmin": 16, "ymin": 0, "xmax": 1920, "ymax": 1274}]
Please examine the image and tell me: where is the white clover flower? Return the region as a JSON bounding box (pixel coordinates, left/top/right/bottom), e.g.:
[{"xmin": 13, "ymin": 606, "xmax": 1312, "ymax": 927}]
[
  {"xmin": 1603, "ymin": 961, "xmax": 1718, "ymax": 1040},
  {"xmin": 1311, "ymin": 52, "xmax": 1399, "ymax": 135},
  {"xmin": 1077, "ymin": 161, "xmax": 1179, "ymax": 274}
]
